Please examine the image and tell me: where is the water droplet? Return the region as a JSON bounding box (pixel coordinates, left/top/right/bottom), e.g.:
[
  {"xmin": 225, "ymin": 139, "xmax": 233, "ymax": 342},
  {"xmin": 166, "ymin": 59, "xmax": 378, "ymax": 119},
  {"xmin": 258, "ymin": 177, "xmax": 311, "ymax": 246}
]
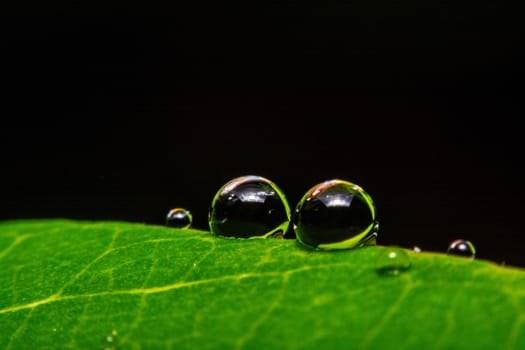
[
  {"xmin": 165, "ymin": 208, "xmax": 192, "ymax": 229},
  {"xmin": 293, "ymin": 179, "xmax": 378, "ymax": 250},
  {"xmin": 101, "ymin": 329, "xmax": 118, "ymax": 350},
  {"xmin": 376, "ymin": 246, "xmax": 411, "ymax": 276},
  {"xmin": 208, "ymin": 175, "xmax": 291, "ymax": 238},
  {"xmin": 413, "ymin": 246, "xmax": 422, "ymax": 253},
  {"xmin": 446, "ymin": 239, "xmax": 476, "ymax": 258}
]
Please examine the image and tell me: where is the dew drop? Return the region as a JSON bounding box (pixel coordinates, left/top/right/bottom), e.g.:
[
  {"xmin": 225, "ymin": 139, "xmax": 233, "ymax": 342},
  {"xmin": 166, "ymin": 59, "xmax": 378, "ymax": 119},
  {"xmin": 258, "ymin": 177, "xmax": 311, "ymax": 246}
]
[
  {"xmin": 293, "ymin": 179, "xmax": 378, "ymax": 250},
  {"xmin": 208, "ymin": 175, "xmax": 291, "ymax": 238},
  {"xmin": 165, "ymin": 208, "xmax": 192, "ymax": 229},
  {"xmin": 376, "ymin": 246, "xmax": 411, "ymax": 276},
  {"xmin": 101, "ymin": 329, "xmax": 118, "ymax": 350},
  {"xmin": 413, "ymin": 246, "xmax": 422, "ymax": 253},
  {"xmin": 446, "ymin": 239, "xmax": 476, "ymax": 258}
]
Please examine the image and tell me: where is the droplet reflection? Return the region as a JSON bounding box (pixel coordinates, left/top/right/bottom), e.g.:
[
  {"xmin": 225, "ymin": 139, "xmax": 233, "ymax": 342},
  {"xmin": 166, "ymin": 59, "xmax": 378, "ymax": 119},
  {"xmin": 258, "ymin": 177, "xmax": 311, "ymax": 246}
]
[
  {"xmin": 446, "ymin": 239, "xmax": 476, "ymax": 258},
  {"xmin": 208, "ymin": 175, "xmax": 291, "ymax": 238},
  {"xmin": 165, "ymin": 208, "xmax": 193, "ymax": 229},
  {"xmin": 293, "ymin": 179, "xmax": 378, "ymax": 250}
]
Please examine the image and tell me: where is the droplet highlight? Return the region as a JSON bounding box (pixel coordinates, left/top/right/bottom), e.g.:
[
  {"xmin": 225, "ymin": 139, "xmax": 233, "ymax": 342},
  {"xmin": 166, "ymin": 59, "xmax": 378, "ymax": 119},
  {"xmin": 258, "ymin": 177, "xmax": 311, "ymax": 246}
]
[
  {"xmin": 165, "ymin": 208, "xmax": 193, "ymax": 229},
  {"xmin": 446, "ymin": 239, "xmax": 476, "ymax": 258},
  {"xmin": 101, "ymin": 329, "xmax": 118, "ymax": 350},
  {"xmin": 376, "ymin": 247, "xmax": 411, "ymax": 276},
  {"xmin": 293, "ymin": 179, "xmax": 378, "ymax": 250},
  {"xmin": 208, "ymin": 175, "xmax": 291, "ymax": 238},
  {"xmin": 413, "ymin": 246, "xmax": 422, "ymax": 253}
]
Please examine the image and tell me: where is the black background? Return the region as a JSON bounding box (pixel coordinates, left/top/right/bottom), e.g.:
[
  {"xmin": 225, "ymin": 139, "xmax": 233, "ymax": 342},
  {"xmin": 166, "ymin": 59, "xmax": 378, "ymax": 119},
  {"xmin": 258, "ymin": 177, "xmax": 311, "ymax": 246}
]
[{"xmin": 2, "ymin": 3, "xmax": 524, "ymax": 266}]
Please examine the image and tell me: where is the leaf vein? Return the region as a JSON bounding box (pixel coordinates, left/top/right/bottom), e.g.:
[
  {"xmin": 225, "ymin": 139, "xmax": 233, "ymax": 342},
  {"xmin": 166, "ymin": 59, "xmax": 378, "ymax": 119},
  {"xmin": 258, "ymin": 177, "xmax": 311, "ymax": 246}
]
[
  {"xmin": 121, "ymin": 242, "xmax": 161, "ymax": 346},
  {"xmin": 53, "ymin": 228, "xmax": 121, "ymax": 297},
  {"xmin": 504, "ymin": 314, "xmax": 525, "ymax": 350},
  {"xmin": 5, "ymin": 308, "xmax": 34, "ymax": 350},
  {"xmin": 359, "ymin": 280, "xmax": 413, "ymax": 350},
  {"xmin": 0, "ymin": 234, "xmax": 33, "ymax": 260},
  {"xmin": 234, "ymin": 274, "xmax": 290, "ymax": 350},
  {"xmin": 0, "ymin": 263, "xmax": 356, "ymax": 315}
]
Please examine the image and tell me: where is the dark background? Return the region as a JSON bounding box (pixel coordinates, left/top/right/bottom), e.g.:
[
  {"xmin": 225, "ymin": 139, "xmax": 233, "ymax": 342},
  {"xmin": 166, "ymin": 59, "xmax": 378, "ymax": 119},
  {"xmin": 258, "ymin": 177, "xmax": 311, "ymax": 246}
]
[{"xmin": 2, "ymin": 3, "xmax": 524, "ymax": 266}]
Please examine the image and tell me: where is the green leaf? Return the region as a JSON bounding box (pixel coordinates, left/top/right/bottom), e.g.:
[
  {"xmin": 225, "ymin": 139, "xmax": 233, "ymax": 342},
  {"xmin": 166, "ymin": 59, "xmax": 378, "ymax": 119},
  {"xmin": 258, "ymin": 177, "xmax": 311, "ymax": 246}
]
[{"xmin": 1, "ymin": 219, "xmax": 525, "ymax": 350}]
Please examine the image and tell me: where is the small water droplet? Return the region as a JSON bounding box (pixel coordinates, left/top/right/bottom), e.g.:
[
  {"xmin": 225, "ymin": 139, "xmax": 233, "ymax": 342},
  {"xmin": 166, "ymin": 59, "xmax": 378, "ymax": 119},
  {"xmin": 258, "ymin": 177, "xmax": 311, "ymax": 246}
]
[
  {"xmin": 208, "ymin": 175, "xmax": 291, "ymax": 238},
  {"xmin": 293, "ymin": 179, "xmax": 378, "ymax": 250},
  {"xmin": 52, "ymin": 328, "xmax": 57, "ymax": 332},
  {"xmin": 101, "ymin": 329, "xmax": 119, "ymax": 350},
  {"xmin": 446, "ymin": 239, "xmax": 476, "ymax": 258},
  {"xmin": 165, "ymin": 208, "xmax": 192, "ymax": 229},
  {"xmin": 268, "ymin": 231, "xmax": 285, "ymax": 239},
  {"xmin": 376, "ymin": 247, "xmax": 411, "ymax": 276},
  {"xmin": 413, "ymin": 246, "xmax": 422, "ymax": 253}
]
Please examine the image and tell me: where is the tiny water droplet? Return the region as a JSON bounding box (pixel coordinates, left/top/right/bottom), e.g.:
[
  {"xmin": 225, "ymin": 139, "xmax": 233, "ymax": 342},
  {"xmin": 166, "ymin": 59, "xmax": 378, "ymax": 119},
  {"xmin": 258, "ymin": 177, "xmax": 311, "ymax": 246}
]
[
  {"xmin": 52, "ymin": 328, "xmax": 57, "ymax": 332},
  {"xmin": 413, "ymin": 246, "xmax": 422, "ymax": 253},
  {"xmin": 208, "ymin": 175, "xmax": 291, "ymax": 238},
  {"xmin": 376, "ymin": 247, "xmax": 411, "ymax": 276},
  {"xmin": 293, "ymin": 179, "xmax": 378, "ymax": 250},
  {"xmin": 446, "ymin": 239, "xmax": 476, "ymax": 258},
  {"xmin": 165, "ymin": 208, "xmax": 192, "ymax": 229},
  {"xmin": 101, "ymin": 329, "xmax": 119, "ymax": 350},
  {"xmin": 268, "ymin": 231, "xmax": 285, "ymax": 239}
]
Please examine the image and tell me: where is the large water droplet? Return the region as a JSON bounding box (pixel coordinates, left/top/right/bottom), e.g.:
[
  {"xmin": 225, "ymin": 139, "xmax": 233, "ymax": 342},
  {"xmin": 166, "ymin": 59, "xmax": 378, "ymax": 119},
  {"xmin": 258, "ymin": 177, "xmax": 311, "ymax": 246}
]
[
  {"xmin": 165, "ymin": 208, "xmax": 192, "ymax": 229},
  {"xmin": 293, "ymin": 179, "xmax": 378, "ymax": 250},
  {"xmin": 376, "ymin": 247, "xmax": 411, "ymax": 276},
  {"xmin": 208, "ymin": 175, "xmax": 291, "ymax": 238},
  {"xmin": 446, "ymin": 239, "xmax": 476, "ymax": 258}
]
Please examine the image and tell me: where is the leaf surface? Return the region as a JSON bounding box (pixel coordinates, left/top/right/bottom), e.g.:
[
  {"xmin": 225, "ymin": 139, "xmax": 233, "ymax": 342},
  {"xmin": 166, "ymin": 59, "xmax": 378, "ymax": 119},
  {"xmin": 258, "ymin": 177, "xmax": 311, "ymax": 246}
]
[{"xmin": 1, "ymin": 219, "xmax": 524, "ymax": 350}]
